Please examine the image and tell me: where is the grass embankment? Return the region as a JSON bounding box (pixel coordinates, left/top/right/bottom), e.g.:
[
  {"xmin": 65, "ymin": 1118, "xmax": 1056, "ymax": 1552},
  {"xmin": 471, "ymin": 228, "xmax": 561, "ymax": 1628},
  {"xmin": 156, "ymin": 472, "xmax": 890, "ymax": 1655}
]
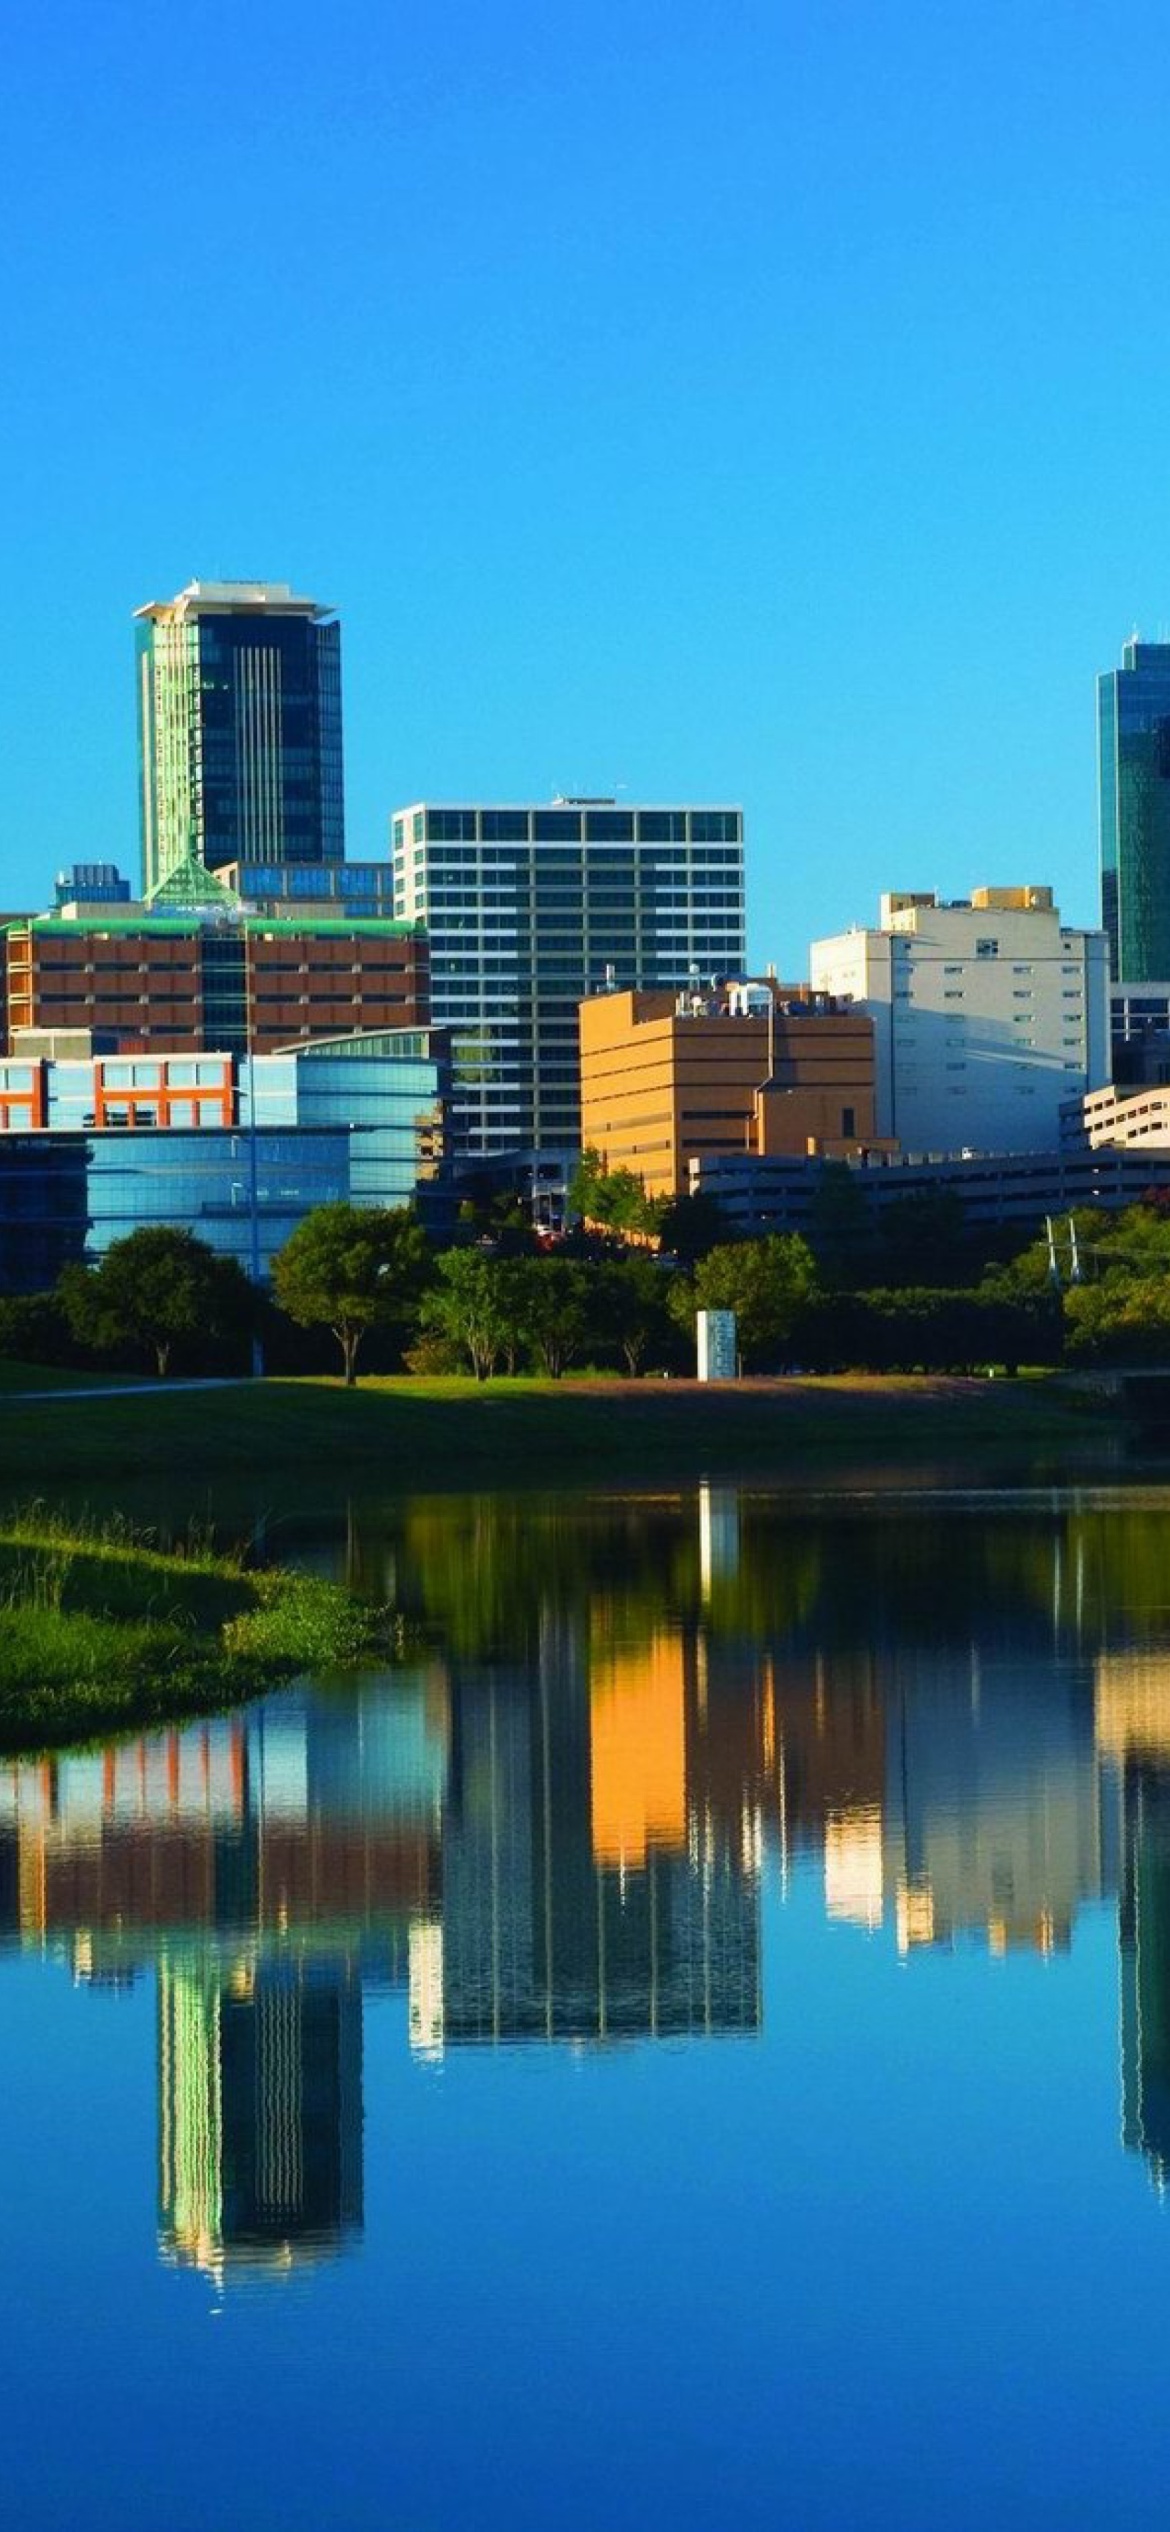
[
  {"xmin": 0, "ymin": 1367, "xmax": 1125, "ymax": 1505},
  {"xmin": 0, "ymin": 1509, "xmax": 382, "ymax": 1752}
]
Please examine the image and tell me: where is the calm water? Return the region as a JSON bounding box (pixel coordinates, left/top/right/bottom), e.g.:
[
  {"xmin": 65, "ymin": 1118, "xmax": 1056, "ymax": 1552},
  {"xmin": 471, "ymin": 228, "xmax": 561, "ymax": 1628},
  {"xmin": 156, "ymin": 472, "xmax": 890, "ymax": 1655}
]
[{"xmin": 7, "ymin": 1481, "xmax": 1170, "ymax": 2529}]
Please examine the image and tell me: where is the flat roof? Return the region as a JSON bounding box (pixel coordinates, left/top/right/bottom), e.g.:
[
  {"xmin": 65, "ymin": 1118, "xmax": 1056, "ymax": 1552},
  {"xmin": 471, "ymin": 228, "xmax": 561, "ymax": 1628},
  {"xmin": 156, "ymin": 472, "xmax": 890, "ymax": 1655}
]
[
  {"xmin": 393, "ymin": 799, "xmax": 743, "ymax": 812},
  {"xmin": 134, "ymin": 580, "xmax": 333, "ymax": 623}
]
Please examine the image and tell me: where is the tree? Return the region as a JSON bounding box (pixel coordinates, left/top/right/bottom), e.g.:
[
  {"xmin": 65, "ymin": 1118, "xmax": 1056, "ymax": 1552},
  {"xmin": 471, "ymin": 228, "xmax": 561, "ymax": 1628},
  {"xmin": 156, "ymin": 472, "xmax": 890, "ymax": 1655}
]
[
  {"xmin": 271, "ymin": 1203, "xmax": 430, "ymax": 1386},
  {"xmin": 568, "ymin": 1147, "xmax": 660, "ymax": 1238},
  {"xmin": 807, "ymin": 1164, "xmax": 877, "ymax": 1289},
  {"xmin": 674, "ymin": 1235, "xmax": 819, "ymax": 1369},
  {"xmin": 593, "ymin": 1255, "xmax": 676, "ymax": 1374},
  {"xmin": 873, "ymin": 1188, "xmax": 972, "ymax": 1289},
  {"xmin": 517, "ymin": 1258, "xmax": 590, "ymax": 1378},
  {"xmin": 655, "ymin": 1188, "xmax": 732, "ymax": 1263},
  {"xmin": 453, "ymin": 1173, "xmax": 538, "ymax": 1254},
  {"xmin": 58, "ymin": 1227, "xmax": 254, "ymax": 1378},
  {"xmin": 421, "ymin": 1249, "xmax": 517, "ymax": 1380}
]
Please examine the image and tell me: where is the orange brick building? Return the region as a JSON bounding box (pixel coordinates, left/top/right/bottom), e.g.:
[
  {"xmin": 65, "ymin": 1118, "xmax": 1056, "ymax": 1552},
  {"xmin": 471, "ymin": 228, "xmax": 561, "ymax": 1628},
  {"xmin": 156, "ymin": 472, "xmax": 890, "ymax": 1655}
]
[
  {"xmin": 579, "ymin": 981, "xmax": 885, "ymax": 1201},
  {"xmin": 2, "ymin": 911, "xmax": 430, "ymax": 1055}
]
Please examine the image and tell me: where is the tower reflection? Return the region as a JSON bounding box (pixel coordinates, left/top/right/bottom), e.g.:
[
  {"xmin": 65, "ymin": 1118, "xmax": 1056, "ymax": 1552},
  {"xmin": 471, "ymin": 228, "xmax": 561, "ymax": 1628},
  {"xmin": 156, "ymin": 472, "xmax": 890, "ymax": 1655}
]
[{"xmin": 158, "ymin": 1951, "xmax": 363, "ymax": 2278}]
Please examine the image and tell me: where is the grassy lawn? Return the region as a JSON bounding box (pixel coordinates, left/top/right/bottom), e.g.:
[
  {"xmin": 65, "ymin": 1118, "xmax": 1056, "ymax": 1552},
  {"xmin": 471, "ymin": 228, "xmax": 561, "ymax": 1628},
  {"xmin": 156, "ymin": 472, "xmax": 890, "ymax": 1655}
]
[
  {"xmin": 0, "ymin": 1505, "xmax": 386, "ymax": 1752},
  {"xmin": 0, "ymin": 1366, "xmax": 1122, "ymax": 1509}
]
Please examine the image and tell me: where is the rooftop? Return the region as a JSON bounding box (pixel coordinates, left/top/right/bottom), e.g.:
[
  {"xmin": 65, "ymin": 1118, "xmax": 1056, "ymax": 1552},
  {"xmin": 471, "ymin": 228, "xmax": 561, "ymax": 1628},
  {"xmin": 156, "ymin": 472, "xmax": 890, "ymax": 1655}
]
[{"xmin": 134, "ymin": 580, "xmax": 333, "ymax": 623}]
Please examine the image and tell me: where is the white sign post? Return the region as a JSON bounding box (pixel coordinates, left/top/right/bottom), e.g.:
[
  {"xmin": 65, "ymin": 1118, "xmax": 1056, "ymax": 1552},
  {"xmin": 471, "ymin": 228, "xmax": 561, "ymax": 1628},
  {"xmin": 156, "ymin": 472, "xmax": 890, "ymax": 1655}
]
[{"xmin": 696, "ymin": 1308, "xmax": 737, "ymax": 1381}]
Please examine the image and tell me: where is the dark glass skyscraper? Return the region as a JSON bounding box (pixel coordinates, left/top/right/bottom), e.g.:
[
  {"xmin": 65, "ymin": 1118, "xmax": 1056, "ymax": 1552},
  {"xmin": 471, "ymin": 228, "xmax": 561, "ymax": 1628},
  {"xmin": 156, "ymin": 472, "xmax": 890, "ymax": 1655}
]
[
  {"xmin": 1098, "ymin": 639, "xmax": 1170, "ymax": 982},
  {"xmin": 135, "ymin": 580, "xmax": 344, "ymax": 894}
]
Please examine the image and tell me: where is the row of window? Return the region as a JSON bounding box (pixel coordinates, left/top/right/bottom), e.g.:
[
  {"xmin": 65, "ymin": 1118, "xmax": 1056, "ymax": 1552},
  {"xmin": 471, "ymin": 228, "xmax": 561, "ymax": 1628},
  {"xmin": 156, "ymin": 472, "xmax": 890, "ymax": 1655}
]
[{"xmin": 411, "ymin": 808, "xmax": 742, "ymax": 845}]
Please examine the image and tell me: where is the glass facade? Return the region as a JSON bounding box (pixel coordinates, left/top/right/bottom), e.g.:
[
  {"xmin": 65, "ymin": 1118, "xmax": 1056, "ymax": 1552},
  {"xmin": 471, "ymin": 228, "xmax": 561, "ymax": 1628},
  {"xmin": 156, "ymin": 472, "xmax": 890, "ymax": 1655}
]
[
  {"xmin": 1099, "ymin": 641, "xmax": 1170, "ymax": 982},
  {"xmin": 217, "ymin": 860, "xmax": 397, "ymax": 918},
  {"xmin": 0, "ymin": 1029, "xmax": 454, "ymax": 1289},
  {"xmin": 136, "ymin": 585, "xmax": 345, "ymax": 895},
  {"xmin": 0, "ymin": 1137, "xmax": 90, "ymax": 1293},
  {"xmin": 0, "ymin": 1128, "xmax": 348, "ymax": 1289},
  {"xmin": 86, "ymin": 1129, "xmax": 352, "ymax": 1273}
]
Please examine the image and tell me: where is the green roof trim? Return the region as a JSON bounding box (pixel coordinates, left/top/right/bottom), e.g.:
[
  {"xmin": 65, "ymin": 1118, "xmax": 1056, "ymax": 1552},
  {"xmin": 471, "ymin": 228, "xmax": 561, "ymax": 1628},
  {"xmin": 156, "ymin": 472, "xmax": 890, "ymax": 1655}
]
[{"xmin": 4, "ymin": 913, "xmax": 425, "ymax": 940}]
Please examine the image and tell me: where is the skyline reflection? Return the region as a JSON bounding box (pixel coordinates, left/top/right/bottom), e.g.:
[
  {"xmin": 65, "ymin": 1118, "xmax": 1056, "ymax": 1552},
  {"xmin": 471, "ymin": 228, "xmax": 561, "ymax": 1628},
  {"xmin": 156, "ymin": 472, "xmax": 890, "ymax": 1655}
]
[{"xmin": 5, "ymin": 1482, "xmax": 1170, "ymax": 2277}]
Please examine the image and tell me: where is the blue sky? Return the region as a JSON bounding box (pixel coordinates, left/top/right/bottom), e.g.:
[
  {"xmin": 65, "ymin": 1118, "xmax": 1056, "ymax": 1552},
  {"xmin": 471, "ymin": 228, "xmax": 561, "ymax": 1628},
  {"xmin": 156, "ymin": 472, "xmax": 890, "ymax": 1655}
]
[{"xmin": 2, "ymin": 0, "xmax": 1168, "ymax": 969}]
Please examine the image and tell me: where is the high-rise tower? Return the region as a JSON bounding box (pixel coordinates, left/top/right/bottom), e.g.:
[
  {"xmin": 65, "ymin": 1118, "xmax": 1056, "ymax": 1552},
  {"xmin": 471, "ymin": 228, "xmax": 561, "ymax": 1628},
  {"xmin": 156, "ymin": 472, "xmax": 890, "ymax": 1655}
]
[
  {"xmin": 135, "ymin": 580, "xmax": 344, "ymax": 894},
  {"xmin": 1098, "ymin": 638, "xmax": 1170, "ymax": 983},
  {"xmin": 391, "ymin": 798, "xmax": 745, "ymax": 1155}
]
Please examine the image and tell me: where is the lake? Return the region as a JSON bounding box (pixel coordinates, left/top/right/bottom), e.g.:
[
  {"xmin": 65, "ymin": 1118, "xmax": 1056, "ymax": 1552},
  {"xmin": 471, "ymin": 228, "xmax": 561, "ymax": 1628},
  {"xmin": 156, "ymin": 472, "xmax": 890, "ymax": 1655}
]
[{"xmin": 4, "ymin": 1479, "xmax": 1170, "ymax": 2529}]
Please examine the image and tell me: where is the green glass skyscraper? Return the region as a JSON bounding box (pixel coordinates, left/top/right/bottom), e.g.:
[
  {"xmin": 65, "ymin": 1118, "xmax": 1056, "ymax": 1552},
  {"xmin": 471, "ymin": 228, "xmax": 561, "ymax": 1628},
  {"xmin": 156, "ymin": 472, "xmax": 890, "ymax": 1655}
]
[
  {"xmin": 135, "ymin": 580, "xmax": 344, "ymax": 894},
  {"xmin": 1098, "ymin": 638, "xmax": 1170, "ymax": 982}
]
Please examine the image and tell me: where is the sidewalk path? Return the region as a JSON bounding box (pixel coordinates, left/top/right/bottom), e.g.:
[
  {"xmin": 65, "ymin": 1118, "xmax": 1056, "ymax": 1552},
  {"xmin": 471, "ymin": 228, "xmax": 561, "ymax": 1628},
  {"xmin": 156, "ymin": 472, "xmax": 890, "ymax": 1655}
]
[{"xmin": 1, "ymin": 1379, "xmax": 251, "ymax": 1404}]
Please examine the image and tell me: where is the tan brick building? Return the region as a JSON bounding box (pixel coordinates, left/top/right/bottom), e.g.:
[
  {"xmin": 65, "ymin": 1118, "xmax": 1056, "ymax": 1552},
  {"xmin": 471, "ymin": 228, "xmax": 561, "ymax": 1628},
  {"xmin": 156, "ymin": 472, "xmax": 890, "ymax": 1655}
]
[{"xmin": 579, "ymin": 981, "xmax": 883, "ymax": 1200}]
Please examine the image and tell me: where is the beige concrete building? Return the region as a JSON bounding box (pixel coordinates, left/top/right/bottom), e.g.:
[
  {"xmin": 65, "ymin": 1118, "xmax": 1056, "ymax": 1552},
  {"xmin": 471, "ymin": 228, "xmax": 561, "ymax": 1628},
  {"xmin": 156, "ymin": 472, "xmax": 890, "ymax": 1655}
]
[
  {"xmin": 578, "ymin": 981, "xmax": 882, "ymax": 1200},
  {"xmin": 812, "ymin": 886, "xmax": 1109, "ymax": 1155},
  {"xmin": 1079, "ymin": 1081, "xmax": 1170, "ymax": 1147}
]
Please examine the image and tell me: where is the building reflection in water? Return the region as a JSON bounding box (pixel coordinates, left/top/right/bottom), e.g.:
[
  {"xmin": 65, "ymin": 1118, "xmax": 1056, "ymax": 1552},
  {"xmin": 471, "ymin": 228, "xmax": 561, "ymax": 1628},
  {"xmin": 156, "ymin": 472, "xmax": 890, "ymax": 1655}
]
[
  {"xmin": 0, "ymin": 1676, "xmax": 447, "ymax": 2280},
  {"xmin": 158, "ymin": 1952, "xmax": 364, "ymax": 2280},
  {"xmin": 436, "ymin": 1618, "xmax": 760, "ymax": 2046},
  {"xmin": 1097, "ymin": 1653, "xmax": 1170, "ymax": 2190},
  {"xmin": 8, "ymin": 1484, "xmax": 1170, "ymax": 2261}
]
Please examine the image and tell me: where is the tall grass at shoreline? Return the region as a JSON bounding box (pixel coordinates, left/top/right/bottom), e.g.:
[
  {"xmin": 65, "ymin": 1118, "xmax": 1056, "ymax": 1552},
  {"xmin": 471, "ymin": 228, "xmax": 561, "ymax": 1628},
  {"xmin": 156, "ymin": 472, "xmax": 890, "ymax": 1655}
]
[{"xmin": 0, "ymin": 1505, "xmax": 386, "ymax": 1752}]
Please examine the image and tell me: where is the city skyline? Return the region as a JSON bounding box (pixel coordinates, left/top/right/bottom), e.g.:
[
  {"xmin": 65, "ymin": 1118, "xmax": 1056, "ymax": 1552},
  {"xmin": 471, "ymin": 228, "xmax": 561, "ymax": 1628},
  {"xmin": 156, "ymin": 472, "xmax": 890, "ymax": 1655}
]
[{"xmin": 0, "ymin": 583, "xmax": 1142, "ymax": 984}]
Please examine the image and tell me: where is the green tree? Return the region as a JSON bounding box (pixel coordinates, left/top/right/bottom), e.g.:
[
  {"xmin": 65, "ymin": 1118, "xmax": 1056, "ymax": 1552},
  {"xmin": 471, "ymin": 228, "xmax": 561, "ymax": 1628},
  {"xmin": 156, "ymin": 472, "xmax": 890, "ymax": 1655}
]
[
  {"xmin": 656, "ymin": 1188, "xmax": 732, "ymax": 1263},
  {"xmin": 807, "ymin": 1164, "xmax": 877, "ymax": 1289},
  {"xmin": 674, "ymin": 1235, "xmax": 819, "ymax": 1369},
  {"xmin": 58, "ymin": 1227, "xmax": 254, "ymax": 1378},
  {"xmin": 453, "ymin": 1173, "xmax": 537, "ymax": 1254},
  {"xmin": 568, "ymin": 1147, "xmax": 660, "ymax": 1237},
  {"xmin": 585, "ymin": 1255, "xmax": 678, "ymax": 1377},
  {"xmin": 592, "ymin": 1254, "xmax": 676, "ymax": 1374},
  {"xmin": 421, "ymin": 1249, "xmax": 516, "ymax": 1380},
  {"xmin": 873, "ymin": 1187, "xmax": 972, "ymax": 1289},
  {"xmin": 517, "ymin": 1258, "xmax": 591, "ymax": 1378},
  {"xmin": 271, "ymin": 1203, "xmax": 430, "ymax": 1386}
]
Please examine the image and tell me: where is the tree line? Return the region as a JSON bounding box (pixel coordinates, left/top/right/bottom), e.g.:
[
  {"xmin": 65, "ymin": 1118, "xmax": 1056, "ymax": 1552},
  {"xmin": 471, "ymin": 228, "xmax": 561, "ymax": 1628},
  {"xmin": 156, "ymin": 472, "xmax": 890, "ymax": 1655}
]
[{"xmin": 5, "ymin": 1142, "xmax": 1170, "ymax": 1382}]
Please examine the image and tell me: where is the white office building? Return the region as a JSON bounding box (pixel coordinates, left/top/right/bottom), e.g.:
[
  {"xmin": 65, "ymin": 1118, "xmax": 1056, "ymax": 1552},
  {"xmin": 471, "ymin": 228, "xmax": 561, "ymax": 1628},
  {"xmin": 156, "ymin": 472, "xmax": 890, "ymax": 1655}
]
[
  {"xmin": 391, "ymin": 799, "xmax": 745, "ymax": 1155},
  {"xmin": 810, "ymin": 888, "xmax": 1109, "ymax": 1154}
]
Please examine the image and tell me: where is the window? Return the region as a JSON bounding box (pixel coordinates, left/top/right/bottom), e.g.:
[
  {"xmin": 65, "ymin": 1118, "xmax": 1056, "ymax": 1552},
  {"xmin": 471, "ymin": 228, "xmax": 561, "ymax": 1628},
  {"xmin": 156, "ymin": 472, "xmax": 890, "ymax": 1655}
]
[
  {"xmin": 976, "ymin": 938, "xmax": 999, "ymax": 957},
  {"xmin": 427, "ymin": 809, "xmax": 477, "ymax": 842},
  {"xmin": 690, "ymin": 811, "xmax": 740, "ymax": 843}
]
